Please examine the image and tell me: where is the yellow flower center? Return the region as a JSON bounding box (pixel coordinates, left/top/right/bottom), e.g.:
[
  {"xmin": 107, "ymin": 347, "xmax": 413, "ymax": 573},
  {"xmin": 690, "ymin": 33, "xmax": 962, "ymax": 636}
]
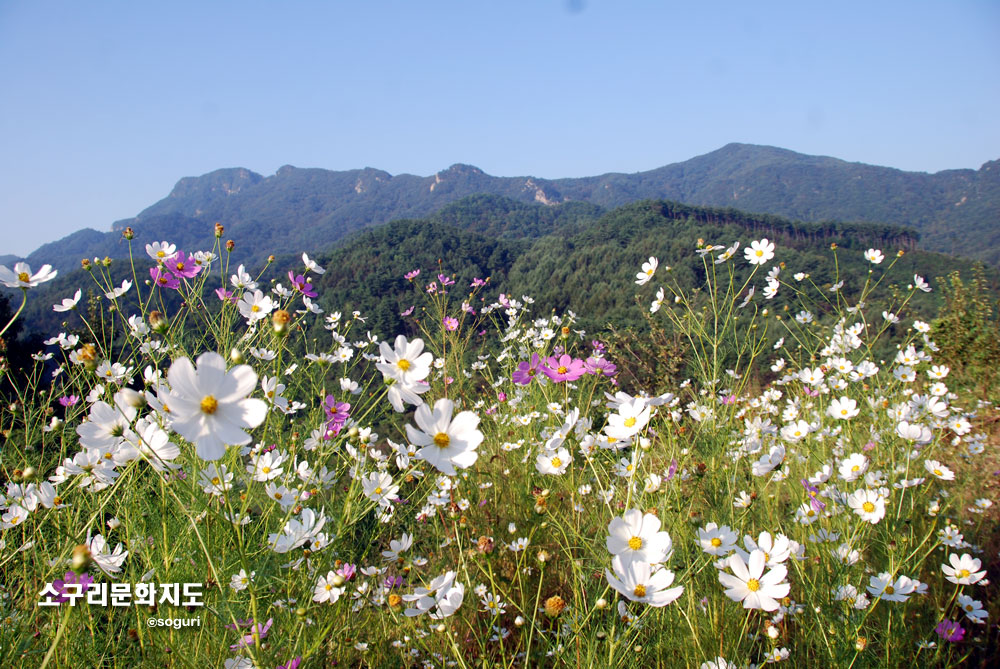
[
  {"xmin": 325, "ymin": 584, "xmax": 333, "ymax": 591},
  {"xmin": 747, "ymin": 578, "xmax": 761, "ymax": 592},
  {"xmin": 633, "ymin": 584, "xmax": 647, "ymax": 598},
  {"xmin": 851, "ymin": 465, "xmax": 860, "ymax": 472},
  {"xmin": 933, "ymin": 469, "xmax": 943, "ymax": 477},
  {"xmin": 557, "ymin": 366, "xmax": 568, "ymax": 374},
  {"xmin": 958, "ymin": 569, "xmax": 970, "ymax": 579},
  {"xmin": 251, "ymin": 305, "xmax": 260, "ymax": 312},
  {"xmin": 434, "ymin": 432, "xmax": 450, "ymax": 448},
  {"xmin": 755, "ymin": 249, "xmax": 764, "ymax": 257},
  {"xmin": 397, "ymin": 359, "xmax": 411, "ymax": 371},
  {"xmin": 884, "ymin": 585, "xmax": 895, "ymax": 595},
  {"xmin": 274, "ymin": 492, "xmax": 282, "ymax": 499},
  {"xmin": 17, "ymin": 272, "xmax": 30, "ymax": 283},
  {"xmin": 374, "ymin": 486, "xmax": 383, "ymax": 495},
  {"xmin": 624, "ymin": 417, "xmax": 636, "ymax": 428},
  {"xmin": 211, "ymin": 476, "xmax": 221, "ymax": 485},
  {"xmin": 200, "ymin": 395, "xmax": 218, "ymax": 414},
  {"xmin": 710, "ymin": 537, "xmax": 722, "ymax": 547},
  {"xmin": 627, "ymin": 536, "xmax": 643, "ymax": 551},
  {"xmin": 841, "ymin": 409, "xmax": 849, "ymax": 416},
  {"xmin": 551, "ymin": 457, "xmax": 562, "ymax": 468},
  {"xmin": 156, "ymin": 250, "xmax": 166, "ymax": 258},
  {"xmin": 862, "ymin": 502, "xmax": 875, "ymax": 513}
]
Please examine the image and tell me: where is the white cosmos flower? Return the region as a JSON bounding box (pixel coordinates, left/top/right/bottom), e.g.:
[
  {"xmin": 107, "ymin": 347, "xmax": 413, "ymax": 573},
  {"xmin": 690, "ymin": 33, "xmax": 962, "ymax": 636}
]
[
  {"xmin": 129, "ymin": 418, "xmax": 181, "ymax": 472},
  {"xmin": 635, "ymin": 257, "xmax": 658, "ymax": 285},
  {"xmin": 363, "ymin": 471, "xmax": 399, "ymax": 508},
  {"xmin": 53, "ymin": 289, "xmax": 82, "ymax": 312},
  {"xmin": 377, "ymin": 335, "xmax": 433, "ymax": 412},
  {"xmin": 164, "ymin": 352, "xmax": 268, "ymax": 461},
  {"xmin": 606, "ymin": 509, "xmax": 673, "ymax": 565},
  {"xmin": 864, "ymin": 249, "xmax": 884, "ymax": 264},
  {"xmin": 718, "ymin": 549, "xmax": 789, "ymax": 611},
  {"xmin": 406, "ymin": 398, "xmax": 483, "ymax": 476},
  {"xmin": 302, "ymin": 252, "xmax": 326, "ymax": 274},
  {"xmin": 827, "ymin": 396, "xmax": 860, "ymax": 420},
  {"xmin": 536, "ymin": 447, "xmax": 571, "ymax": 475},
  {"xmin": 867, "ymin": 572, "xmax": 916, "ymax": 602},
  {"xmin": 847, "ymin": 488, "xmax": 886, "ymax": 524},
  {"xmin": 605, "ymin": 555, "xmax": 683, "ymax": 607},
  {"xmin": 87, "ymin": 532, "xmax": 128, "ymax": 575},
  {"xmin": 736, "ymin": 532, "xmax": 791, "ymax": 567},
  {"xmin": 105, "ymin": 279, "xmax": 132, "ymax": 300},
  {"xmin": 604, "ymin": 397, "xmax": 651, "ymax": 441},
  {"xmin": 942, "ymin": 553, "xmax": 986, "ymax": 585},
  {"xmin": 313, "ymin": 571, "xmax": 345, "ymax": 604},
  {"xmin": 924, "ymin": 459, "xmax": 955, "ymax": 481},
  {"xmin": 744, "ymin": 239, "xmax": 775, "ymax": 266},
  {"xmin": 145, "ymin": 241, "xmax": 176, "ymax": 262},
  {"xmin": 237, "ymin": 290, "xmax": 274, "ymax": 322},
  {"xmin": 0, "ymin": 262, "xmax": 57, "ymax": 289}
]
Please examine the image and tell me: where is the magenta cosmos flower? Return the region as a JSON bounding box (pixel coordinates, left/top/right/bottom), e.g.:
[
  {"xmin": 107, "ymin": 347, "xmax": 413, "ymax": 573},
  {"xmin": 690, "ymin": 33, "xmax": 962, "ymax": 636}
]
[
  {"xmin": 584, "ymin": 357, "xmax": 617, "ymax": 377},
  {"xmin": 443, "ymin": 317, "xmax": 458, "ymax": 331},
  {"xmin": 512, "ymin": 354, "xmax": 543, "ymax": 386},
  {"xmin": 542, "ymin": 354, "xmax": 586, "ymax": 382},
  {"xmin": 935, "ymin": 620, "xmax": 964, "ymax": 642},
  {"xmin": 287, "ymin": 271, "xmax": 317, "ymax": 298},
  {"xmin": 165, "ymin": 251, "xmax": 202, "ymax": 279},
  {"xmin": 150, "ymin": 266, "xmax": 180, "ymax": 290}
]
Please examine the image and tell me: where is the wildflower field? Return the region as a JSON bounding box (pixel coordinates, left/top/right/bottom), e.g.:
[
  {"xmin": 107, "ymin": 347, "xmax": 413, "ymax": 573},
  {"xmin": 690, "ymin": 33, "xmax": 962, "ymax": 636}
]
[{"xmin": 0, "ymin": 229, "xmax": 997, "ymax": 668}]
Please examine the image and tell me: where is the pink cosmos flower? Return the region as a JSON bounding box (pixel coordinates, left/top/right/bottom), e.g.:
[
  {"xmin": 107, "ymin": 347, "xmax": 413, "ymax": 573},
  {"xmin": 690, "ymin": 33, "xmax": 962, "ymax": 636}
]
[
  {"xmin": 541, "ymin": 354, "xmax": 586, "ymax": 383},
  {"xmin": 323, "ymin": 397, "xmax": 351, "ymax": 437},
  {"xmin": 400, "ymin": 305, "xmax": 415, "ymax": 316},
  {"xmin": 229, "ymin": 617, "xmax": 273, "ymax": 649},
  {"xmin": 935, "ymin": 620, "xmax": 964, "ymax": 642},
  {"xmin": 404, "ymin": 269, "xmax": 420, "ymax": 280},
  {"xmin": 438, "ymin": 274, "xmax": 455, "ymax": 287},
  {"xmin": 215, "ymin": 287, "xmax": 238, "ymax": 304},
  {"xmin": 337, "ymin": 563, "xmax": 356, "ymax": 580},
  {"xmin": 165, "ymin": 251, "xmax": 202, "ymax": 279},
  {"xmin": 59, "ymin": 395, "xmax": 79, "ymax": 408},
  {"xmin": 512, "ymin": 354, "xmax": 542, "ymax": 386},
  {"xmin": 287, "ymin": 271, "xmax": 317, "ymax": 298},
  {"xmin": 150, "ymin": 266, "xmax": 180, "ymax": 290},
  {"xmin": 443, "ymin": 317, "xmax": 458, "ymax": 331},
  {"xmin": 584, "ymin": 357, "xmax": 617, "ymax": 377},
  {"xmin": 470, "ymin": 277, "xmax": 486, "ymax": 288},
  {"xmin": 51, "ymin": 571, "xmax": 94, "ymax": 603}
]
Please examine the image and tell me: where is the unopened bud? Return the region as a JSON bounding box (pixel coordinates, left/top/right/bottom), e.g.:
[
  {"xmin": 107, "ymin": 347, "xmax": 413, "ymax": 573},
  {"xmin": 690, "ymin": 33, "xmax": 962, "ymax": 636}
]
[
  {"xmin": 71, "ymin": 544, "xmax": 93, "ymax": 572},
  {"xmin": 230, "ymin": 348, "xmax": 245, "ymax": 364},
  {"xmin": 149, "ymin": 311, "xmax": 169, "ymax": 334},
  {"xmin": 123, "ymin": 227, "xmax": 134, "ymax": 240},
  {"xmin": 214, "ymin": 222, "xmax": 224, "ymax": 238},
  {"xmin": 226, "ymin": 240, "xmax": 235, "ymax": 252},
  {"xmin": 119, "ymin": 388, "xmax": 146, "ymax": 409},
  {"xmin": 272, "ymin": 309, "xmax": 291, "ymax": 334},
  {"xmin": 81, "ymin": 258, "xmax": 92, "ymax": 271}
]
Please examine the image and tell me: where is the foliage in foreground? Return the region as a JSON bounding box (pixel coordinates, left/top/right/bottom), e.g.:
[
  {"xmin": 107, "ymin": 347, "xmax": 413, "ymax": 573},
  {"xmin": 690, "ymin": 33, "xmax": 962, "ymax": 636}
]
[{"xmin": 0, "ymin": 233, "xmax": 997, "ymax": 668}]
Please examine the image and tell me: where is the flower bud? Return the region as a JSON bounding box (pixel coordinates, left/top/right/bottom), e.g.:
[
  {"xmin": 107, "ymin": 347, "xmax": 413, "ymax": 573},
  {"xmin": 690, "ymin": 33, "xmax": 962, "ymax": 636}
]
[
  {"xmin": 149, "ymin": 311, "xmax": 169, "ymax": 334},
  {"xmin": 123, "ymin": 227, "xmax": 134, "ymax": 240},
  {"xmin": 595, "ymin": 597, "xmax": 608, "ymax": 610},
  {"xmin": 230, "ymin": 348, "xmax": 245, "ymax": 364},
  {"xmin": 331, "ymin": 574, "xmax": 345, "ymax": 587},
  {"xmin": 226, "ymin": 239, "xmax": 235, "ymax": 253},
  {"xmin": 214, "ymin": 222, "xmax": 224, "ymax": 238},
  {"xmin": 71, "ymin": 544, "xmax": 93, "ymax": 572},
  {"xmin": 272, "ymin": 309, "xmax": 291, "ymax": 334},
  {"xmin": 119, "ymin": 388, "xmax": 146, "ymax": 409},
  {"xmin": 81, "ymin": 258, "xmax": 92, "ymax": 271},
  {"xmin": 543, "ymin": 595, "xmax": 565, "ymax": 617}
]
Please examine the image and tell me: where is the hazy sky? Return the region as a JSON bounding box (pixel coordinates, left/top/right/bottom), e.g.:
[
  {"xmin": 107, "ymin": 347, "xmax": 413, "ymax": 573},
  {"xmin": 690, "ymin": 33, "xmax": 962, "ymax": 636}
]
[{"xmin": 1, "ymin": 0, "xmax": 998, "ymax": 257}]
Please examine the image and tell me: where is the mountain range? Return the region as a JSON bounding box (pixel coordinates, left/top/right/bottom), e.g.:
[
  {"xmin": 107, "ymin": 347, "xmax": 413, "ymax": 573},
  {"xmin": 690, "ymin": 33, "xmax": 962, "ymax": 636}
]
[{"xmin": 9, "ymin": 143, "xmax": 1000, "ymax": 272}]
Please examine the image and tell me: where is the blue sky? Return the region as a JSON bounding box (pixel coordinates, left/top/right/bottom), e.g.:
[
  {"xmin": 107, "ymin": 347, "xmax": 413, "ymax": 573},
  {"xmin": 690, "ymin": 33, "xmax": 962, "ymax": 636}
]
[{"xmin": 1, "ymin": 0, "xmax": 997, "ymax": 256}]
